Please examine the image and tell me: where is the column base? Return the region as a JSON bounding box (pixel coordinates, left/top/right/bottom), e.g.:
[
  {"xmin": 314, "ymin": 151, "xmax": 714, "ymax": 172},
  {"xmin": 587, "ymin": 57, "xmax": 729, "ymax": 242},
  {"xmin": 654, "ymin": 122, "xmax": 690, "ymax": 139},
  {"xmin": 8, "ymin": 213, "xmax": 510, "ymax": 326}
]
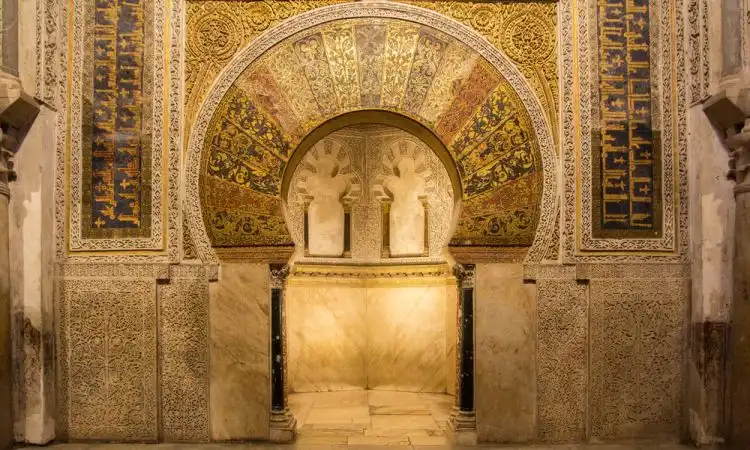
[
  {"xmin": 269, "ymin": 408, "xmax": 297, "ymax": 443},
  {"xmin": 448, "ymin": 408, "xmax": 477, "ymax": 445}
]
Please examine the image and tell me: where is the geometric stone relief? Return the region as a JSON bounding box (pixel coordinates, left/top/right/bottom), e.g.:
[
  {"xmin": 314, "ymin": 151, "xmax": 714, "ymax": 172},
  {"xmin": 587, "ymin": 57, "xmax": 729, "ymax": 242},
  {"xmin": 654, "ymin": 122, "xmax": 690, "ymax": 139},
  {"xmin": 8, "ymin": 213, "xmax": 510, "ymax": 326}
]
[
  {"xmin": 373, "ymin": 139, "xmax": 432, "ymax": 257},
  {"xmin": 536, "ymin": 279, "xmax": 587, "ymax": 443},
  {"xmin": 287, "ymin": 125, "xmax": 454, "ymax": 264},
  {"xmin": 158, "ymin": 276, "xmax": 210, "ymax": 441},
  {"xmin": 590, "ymin": 278, "xmax": 687, "ymax": 438},
  {"xmin": 55, "ymin": 278, "xmax": 157, "ymax": 440}
]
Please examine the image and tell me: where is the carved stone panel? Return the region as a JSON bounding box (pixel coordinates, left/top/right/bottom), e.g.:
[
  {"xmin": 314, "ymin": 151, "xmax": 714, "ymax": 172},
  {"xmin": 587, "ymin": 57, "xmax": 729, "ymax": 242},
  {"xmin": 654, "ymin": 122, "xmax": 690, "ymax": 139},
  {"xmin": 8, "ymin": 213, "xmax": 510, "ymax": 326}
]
[
  {"xmin": 159, "ymin": 277, "xmax": 210, "ymax": 441},
  {"xmin": 590, "ymin": 278, "xmax": 687, "ymax": 439},
  {"xmin": 56, "ymin": 278, "xmax": 157, "ymax": 440},
  {"xmin": 536, "ymin": 279, "xmax": 587, "ymax": 443}
]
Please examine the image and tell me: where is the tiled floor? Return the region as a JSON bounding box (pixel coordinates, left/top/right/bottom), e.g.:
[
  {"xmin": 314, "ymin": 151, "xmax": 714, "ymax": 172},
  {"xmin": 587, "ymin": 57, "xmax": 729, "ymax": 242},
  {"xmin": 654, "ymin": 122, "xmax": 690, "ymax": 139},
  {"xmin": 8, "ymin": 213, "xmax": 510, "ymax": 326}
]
[{"xmin": 288, "ymin": 390, "xmax": 453, "ymax": 446}]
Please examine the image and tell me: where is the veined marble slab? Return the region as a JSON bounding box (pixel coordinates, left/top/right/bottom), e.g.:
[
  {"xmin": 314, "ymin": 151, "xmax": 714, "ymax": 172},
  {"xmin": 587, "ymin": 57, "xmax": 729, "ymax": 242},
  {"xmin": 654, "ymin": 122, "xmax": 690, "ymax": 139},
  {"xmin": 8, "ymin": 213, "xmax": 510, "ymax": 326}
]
[{"xmin": 209, "ymin": 263, "xmax": 270, "ymax": 440}]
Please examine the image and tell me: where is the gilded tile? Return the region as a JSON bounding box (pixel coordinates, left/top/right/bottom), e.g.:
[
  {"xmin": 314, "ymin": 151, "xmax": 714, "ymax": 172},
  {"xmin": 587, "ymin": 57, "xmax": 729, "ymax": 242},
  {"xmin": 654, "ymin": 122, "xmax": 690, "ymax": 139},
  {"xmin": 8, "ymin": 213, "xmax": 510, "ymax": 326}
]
[
  {"xmin": 434, "ymin": 61, "xmax": 500, "ymax": 144},
  {"xmin": 322, "ymin": 24, "xmax": 361, "ymax": 110},
  {"xmin": 380, "ymin": 23, "xmax": 420, "ymax": 108},
  {"xmin": 293, "ymin": 33, "xmax": 339, "ymax": 115},
  {"xmin": 355, "ymin": 24, "xmax": 387, "ymax": 107},
  {"xmin": 402, "ymin": 31, "xmax": 448, "ymax": 115},
  {"xmin": 419, "ymin": 42, "xmax": 478, "ymax": 125}
]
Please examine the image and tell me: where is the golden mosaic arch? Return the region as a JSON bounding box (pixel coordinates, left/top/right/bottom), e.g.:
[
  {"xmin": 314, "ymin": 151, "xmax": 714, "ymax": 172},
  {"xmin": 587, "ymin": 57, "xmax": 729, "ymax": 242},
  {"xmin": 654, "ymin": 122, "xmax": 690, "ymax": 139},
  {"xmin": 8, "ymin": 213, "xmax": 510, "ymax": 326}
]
[{"xmin": 185, "ymin": 2, "xmax": 559, "ymax": 263}]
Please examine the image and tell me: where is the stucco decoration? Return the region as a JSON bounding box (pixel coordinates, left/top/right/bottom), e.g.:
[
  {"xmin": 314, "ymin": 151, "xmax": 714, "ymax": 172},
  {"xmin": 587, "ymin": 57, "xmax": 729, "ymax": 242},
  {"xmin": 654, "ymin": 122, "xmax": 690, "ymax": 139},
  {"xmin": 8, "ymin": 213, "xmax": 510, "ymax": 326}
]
[
  {"xmin": 185, "ymin": 3, "xmax": 557, "ymax": 264},
  {"xmin": 375, "ymin": 140, "xmax": 429, "ymax": 257},
  {"xmin": 295, "ymin": 139, "xmax": 361, "ymax": 257},
  {"xmin": 287, "ymin": 125, "xmax": 453, "ymax": 264}
]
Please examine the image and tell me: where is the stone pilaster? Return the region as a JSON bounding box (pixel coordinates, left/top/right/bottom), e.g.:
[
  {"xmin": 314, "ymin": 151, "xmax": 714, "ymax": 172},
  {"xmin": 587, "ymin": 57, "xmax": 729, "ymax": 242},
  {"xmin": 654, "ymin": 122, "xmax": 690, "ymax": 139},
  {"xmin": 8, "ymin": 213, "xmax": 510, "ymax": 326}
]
[
  {"xmin": 268, "ymin": 264, "xmax": 296, "ymax": 443},
  {"xmin": 703, "ymin": 89, "xmax": 750, "ymax": 449},
  {"xmin": 449, "ymin": 263, "xmax": 476, "ymax": 445},
  {"xmin": 0, "ymin": 127, "xmax": 14, "ymax": 450},
  {"xmin": 724, "ymin": 122, "xmax": 750, "ymax": 449},
  {"xmin": 0, "ymin": 72, "xmax": 39, "ymax": 450}
]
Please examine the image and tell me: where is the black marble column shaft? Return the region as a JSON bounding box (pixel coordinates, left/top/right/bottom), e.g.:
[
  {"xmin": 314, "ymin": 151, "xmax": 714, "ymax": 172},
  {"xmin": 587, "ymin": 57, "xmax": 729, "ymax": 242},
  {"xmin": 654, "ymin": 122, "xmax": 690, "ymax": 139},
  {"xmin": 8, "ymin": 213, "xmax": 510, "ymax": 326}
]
[
  {"xmin": 458, "ymin": 283, "xmax": 474, "ymax": 412},
  {"xmin": 269, "ymin": 264, "xmax": 289, "ymax": 413}
]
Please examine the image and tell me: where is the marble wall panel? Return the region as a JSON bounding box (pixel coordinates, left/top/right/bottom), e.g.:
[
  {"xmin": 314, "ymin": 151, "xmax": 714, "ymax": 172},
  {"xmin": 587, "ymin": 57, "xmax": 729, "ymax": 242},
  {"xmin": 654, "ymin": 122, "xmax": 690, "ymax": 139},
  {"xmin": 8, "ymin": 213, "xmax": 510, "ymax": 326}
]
[
  {"xmin": 9, "ymin": 105, "xmax": 56, "ymax": 444},
  {"xmin": 445, "ymin": 283, "xmax": 457, "ymax": 396},
  {"xmin": 536, "ymin": 279, "xmax": 587, "ymax": 443},
  {"xmin": 209, "ymin": 263, "xmax": 270, "ymax": 440},
  {"xmin": 286, "ymin": 281, "xmax": 367, "ymax": 392},
  {"xmin": 366, "ymin": 284, "xmax": 447, "ymax": 393},
  {"xmin": 686, "ymin": 105, "xmax": 733, "ymax": 444},
  {"xmin": 590, "ymin": 278, "xmax": 688, "ymax": 440},
  {"xmin": 56, "ymin": 278, "xmax": 157, "ymax": 441},
  {"xmin": 159, "ymin": 277, "xmax": 210, "ymax": 441},
  {"xmin": 475, "ymin": 264, "xmax": 536, "ymax": 442}
]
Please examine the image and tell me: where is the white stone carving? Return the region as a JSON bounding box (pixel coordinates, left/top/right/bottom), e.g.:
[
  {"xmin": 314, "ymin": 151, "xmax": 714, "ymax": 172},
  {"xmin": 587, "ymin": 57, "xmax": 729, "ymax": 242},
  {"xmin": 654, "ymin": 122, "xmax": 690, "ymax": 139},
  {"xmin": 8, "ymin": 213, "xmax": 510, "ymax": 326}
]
[
  {"xmin": 374, "ymin": 141, "xmax": 430, "ymax": 257},
  {"xmin": 287, "ymin": 126, "xmax": 452, "ymax": 264},
  {"xmin": 295, "ymin": 141, "xmax": 360, "ymax": 257}
]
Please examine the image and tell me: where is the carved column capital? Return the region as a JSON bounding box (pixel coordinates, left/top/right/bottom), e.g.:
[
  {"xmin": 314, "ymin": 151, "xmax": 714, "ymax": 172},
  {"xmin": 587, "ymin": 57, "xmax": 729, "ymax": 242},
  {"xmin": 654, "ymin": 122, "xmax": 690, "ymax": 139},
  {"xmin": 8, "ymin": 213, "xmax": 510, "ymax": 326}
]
[
  {"xmin": 703, "ymin": 87, "xmax": 750, "ymax": 196},
  {"xmin": 269, "ymin": 264, "xmax": 290, "ymax": 289},
  {"xmin": 0, "ymin": 131, "xmax": 14, "ymax": 199},
  {"xmin": 0, "ymin": 72, "xmax": 40, "ymax": 198},
  {"xmin": 452, "ymin": 263, "xmax": 475, "ymax": 288}
]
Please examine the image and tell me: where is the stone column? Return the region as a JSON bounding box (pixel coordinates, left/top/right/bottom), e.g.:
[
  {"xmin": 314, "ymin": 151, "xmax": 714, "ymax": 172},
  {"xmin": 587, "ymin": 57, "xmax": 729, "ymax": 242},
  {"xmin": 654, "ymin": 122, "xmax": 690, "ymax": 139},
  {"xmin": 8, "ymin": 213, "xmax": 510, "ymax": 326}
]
[
  {"xmin": 0, "ymin": 73, "xmax": 39, "ymax": 450},
  {"xmin": 724, "ymin": 122, "xmax": 750, "ymax": 448},
  {"xmin": 0, "ymin": 129, "xmax": 14, "ymax": 450},
  {"xmin": 448, "ymin": 263, "xmax": 477, "ymax": 445},
  {"xmin": 268, "ymin": 264, "xmax": 296, "ymax": 443}
]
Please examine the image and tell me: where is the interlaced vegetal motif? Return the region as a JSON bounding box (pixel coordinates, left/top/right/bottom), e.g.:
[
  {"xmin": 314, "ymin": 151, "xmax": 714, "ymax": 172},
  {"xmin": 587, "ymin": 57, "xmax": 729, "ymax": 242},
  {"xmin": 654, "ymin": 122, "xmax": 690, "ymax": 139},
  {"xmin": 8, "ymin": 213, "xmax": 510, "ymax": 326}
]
[
  {"xmin": 184, "ymin": 3, "xmax": 558, "ymax": 264},
  {"xmin": 402, "ymin": 1, "xmax": 559, "ymax": 143},
  {"xmin": 184, "ymin": 0, "xmax": 349, "ymax": 150}
]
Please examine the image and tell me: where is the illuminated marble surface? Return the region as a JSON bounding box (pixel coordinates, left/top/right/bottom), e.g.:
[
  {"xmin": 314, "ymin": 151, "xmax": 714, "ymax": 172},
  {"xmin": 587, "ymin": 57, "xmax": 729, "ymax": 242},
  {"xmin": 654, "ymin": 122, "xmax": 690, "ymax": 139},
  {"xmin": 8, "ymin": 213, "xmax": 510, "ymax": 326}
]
[{"xmin": 288, "ymin": 390, "xmax": 452, "ymax": 446}]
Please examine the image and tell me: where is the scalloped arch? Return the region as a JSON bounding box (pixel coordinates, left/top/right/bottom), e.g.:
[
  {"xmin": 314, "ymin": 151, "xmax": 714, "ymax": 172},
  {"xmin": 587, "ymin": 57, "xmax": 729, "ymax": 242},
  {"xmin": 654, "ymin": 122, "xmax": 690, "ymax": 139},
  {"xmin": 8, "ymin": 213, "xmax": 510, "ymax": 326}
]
[{"xmin": 185, "ymin": 2, "xmax": 559, "ymax": 263}]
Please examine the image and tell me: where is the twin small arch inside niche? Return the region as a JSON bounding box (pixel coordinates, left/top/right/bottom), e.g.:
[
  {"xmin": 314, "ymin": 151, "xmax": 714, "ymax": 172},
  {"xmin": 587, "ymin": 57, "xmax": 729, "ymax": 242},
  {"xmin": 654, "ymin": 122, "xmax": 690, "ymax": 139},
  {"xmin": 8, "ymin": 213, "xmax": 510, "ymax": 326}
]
[{"xmin": 286, "ymin": 124, "xmax": 455, "ymax": 264}]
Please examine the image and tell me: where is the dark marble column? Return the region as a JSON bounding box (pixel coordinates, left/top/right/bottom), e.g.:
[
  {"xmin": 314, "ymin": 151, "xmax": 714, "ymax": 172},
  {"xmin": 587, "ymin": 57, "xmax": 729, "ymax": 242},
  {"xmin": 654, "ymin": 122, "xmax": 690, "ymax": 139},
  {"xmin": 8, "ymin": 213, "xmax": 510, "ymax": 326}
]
[
  {"xmin": 725, "ymin": 125, "xmax": 750, "ymax": 449},
  {"xmin": 449, "ymin": 263, "xmax": 476, "ymax": 444},
  {"xmin": 268, "ymin": 264, "xmax": 296, "ymax": 443}
]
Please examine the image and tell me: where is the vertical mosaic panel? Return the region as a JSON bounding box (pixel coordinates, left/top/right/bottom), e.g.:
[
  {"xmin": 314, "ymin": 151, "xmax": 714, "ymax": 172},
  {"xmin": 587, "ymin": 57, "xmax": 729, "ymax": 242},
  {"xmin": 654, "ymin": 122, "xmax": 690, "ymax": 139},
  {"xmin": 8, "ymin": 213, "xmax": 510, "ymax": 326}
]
[
  {"xmin": 82, "ymin": 0, "xmax": 152, "ymax": 238},
  {"xmin": 593, "ymin": 0, "xmax": 661, "ymax": 238}
]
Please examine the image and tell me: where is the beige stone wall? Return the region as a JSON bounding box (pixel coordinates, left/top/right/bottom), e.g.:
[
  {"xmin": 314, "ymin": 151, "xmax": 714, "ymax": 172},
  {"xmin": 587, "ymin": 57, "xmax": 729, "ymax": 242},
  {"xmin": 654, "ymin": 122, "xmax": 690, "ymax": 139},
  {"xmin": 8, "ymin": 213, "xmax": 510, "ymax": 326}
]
[
  {"xmin": 474, "ymin": 263, "xmax": 688, "ymax": 444},
  {"xmin": 48, "ymin": 261, "xmax": 691, "ymax": 444}
]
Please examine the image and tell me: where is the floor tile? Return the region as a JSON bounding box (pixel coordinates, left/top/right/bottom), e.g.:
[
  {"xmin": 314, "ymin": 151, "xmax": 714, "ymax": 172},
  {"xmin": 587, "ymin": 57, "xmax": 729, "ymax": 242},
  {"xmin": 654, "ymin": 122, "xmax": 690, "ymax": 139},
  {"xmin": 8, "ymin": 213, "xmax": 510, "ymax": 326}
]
[
  {"xmin": 408, "ymin": 435, "xmax": 448, "ymax": 446},
  {"xmin": 346, "ymin": 436, "xmax": 410, "ymax": 446},
  {"xmin": 370, "ymin": 414, "xmax": 438, "ymax": 430}
]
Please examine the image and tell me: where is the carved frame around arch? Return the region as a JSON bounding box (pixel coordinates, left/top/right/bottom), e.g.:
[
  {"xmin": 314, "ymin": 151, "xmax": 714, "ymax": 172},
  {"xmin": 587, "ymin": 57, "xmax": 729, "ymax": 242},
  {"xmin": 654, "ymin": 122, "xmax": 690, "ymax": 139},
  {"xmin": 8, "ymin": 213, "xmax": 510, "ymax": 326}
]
[{"xmin": 184, "ymin": 2, "xmax": 560, "ymax": 264}]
